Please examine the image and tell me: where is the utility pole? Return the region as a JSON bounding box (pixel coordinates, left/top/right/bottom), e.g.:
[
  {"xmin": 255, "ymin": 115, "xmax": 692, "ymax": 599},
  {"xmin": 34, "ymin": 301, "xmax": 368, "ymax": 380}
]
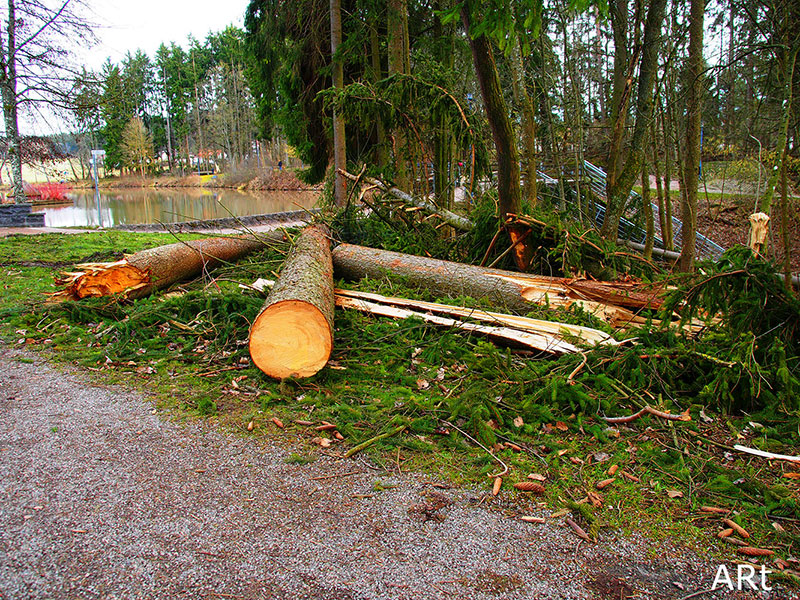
[
  {"xmin": 192, "ymin": 51, "xmax": 205, "ymax": 174},
  {"xmin": 162, "ymin": 65, "xmax": 173, "ymax": 169}
]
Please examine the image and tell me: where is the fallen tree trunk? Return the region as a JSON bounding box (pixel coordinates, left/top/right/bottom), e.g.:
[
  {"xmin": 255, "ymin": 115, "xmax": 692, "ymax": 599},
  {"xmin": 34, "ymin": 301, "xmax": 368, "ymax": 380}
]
[
  {"xmin": 249, "ymin": 224, "xmax": 334, "ymax": 379},
  {"xmin": 332, "ymin": 243, "xmax": 661, "ymax": 329},
  {"xmin": 338, "ymin": 169, "xmax": 474, "ymax": 232},
  {"xmin": 54, "ymin": 233, "xmax": 284, "ymax": 301}
]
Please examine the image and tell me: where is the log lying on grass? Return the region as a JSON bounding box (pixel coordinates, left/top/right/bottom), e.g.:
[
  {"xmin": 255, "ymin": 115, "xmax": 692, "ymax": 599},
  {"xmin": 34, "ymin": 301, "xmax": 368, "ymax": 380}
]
[
  {"xmin": 249, "ymin": 224, "xmax": 334, "ymax": 379},
  {"xmin": 332, "ymin": 243, "xmax": 663, "ymax": 329},
  {"xmin": 53, "ymin": 233, "xmax": 284, "ymax": 301}
]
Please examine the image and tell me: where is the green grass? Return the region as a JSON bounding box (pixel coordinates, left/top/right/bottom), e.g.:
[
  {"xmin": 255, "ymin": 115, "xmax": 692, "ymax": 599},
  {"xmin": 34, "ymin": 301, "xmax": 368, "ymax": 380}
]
[{"xmin": 1, "ymin": 229, "xmax": 798, "ymax": 583}]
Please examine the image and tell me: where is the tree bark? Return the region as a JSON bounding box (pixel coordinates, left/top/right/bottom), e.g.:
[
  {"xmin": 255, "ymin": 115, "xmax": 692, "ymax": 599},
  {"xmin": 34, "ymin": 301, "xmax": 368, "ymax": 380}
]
[
  {"xmin": 330, "ymin": 0, "xmax": 347, "ymax": 206},
  {"xmin": 510, "ymin": 39, "xmax": 538, "ymax": 207},
  {"xmin": 54, "ymin": 234, "xmax": 284, "ymax": 301},
  {"xmin": 388, "ymin": 0, "xmax": 410, "ymax": 190},
  {"xmin": 600, "ymin": 0, "xmax": 667, "ymax": 240},
  {"xmin": 249, "ymin": 224, "xmax": 334, "ymax": 379},
  {"xmin": 0, "ymin": 0, "xmax": 24, "ymax": 204},
  {"xmin": 679, "ymin": 0, "xmax": 704, "ymax": 272},
  {"xmin": 332, "ymin": 243, "xmax": 664, "ymax": 328},
  {"xmin": 461, "ymin": 4, "xmax": 521, "ymax": 221},
  {"xmin": 642, "ymin": 156, "xmax": 654, "ymax": 259}
]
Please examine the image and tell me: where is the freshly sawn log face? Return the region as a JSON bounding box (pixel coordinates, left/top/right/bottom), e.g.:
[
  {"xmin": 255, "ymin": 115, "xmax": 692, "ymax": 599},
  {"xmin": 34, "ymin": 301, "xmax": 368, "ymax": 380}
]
[
  {"xmin": 249, "ymin": 224, "xmax": 334, "ymax": 379},
  {"xmin": 331, "ymin": 243, "xmax": 656, "ymax": 327},
  {"xmin": 55, "ymin": 234, "xmax": 282, "ymax": 301}
]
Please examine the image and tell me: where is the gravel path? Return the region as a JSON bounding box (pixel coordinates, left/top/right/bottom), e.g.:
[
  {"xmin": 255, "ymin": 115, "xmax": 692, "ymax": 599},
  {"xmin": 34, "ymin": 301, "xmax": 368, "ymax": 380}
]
[{"xmin": 0, "ymin": 346, "xmax": 788, "ymax": 600}]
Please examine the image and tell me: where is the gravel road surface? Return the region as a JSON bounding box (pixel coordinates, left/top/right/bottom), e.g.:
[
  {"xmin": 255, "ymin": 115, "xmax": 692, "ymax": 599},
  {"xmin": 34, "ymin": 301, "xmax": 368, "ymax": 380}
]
[{"xmin": 0, "ymin": 346, "xmax": 788, "ymax": 599}]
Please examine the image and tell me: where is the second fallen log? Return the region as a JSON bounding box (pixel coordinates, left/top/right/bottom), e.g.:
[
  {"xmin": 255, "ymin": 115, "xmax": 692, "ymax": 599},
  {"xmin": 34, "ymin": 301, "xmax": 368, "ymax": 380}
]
[
  {"xmin": 249, "ymin": 224, "xmax": 334, "ymax": 379},
  {"xmin": 53, "ymin": 233, "xmax": 283, "ymax": 301}
]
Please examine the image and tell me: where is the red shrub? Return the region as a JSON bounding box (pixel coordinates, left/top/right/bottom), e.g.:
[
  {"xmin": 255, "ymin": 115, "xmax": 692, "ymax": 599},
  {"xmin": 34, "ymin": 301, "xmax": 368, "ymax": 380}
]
[{"xmin": 31, "ymin": 181, "xmax": 69, "ymax": 201}]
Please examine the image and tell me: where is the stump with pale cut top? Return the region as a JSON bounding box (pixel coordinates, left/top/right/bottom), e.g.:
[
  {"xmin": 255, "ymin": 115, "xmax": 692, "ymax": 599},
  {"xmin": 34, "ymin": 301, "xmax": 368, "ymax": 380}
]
[{"xmin": 249, "ymin": 224, "xmax": 334, "ymax": 379}]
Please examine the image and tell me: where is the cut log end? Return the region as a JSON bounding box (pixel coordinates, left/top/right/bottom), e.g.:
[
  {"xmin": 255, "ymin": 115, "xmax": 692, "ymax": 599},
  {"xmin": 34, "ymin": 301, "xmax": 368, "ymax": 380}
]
[{"xmin": 249, "ymin": 300, "xmax": 333, "ymax": 379}]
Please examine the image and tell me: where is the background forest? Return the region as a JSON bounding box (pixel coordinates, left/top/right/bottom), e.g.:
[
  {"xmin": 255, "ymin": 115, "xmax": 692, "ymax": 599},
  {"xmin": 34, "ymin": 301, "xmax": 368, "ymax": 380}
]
[{"xmin": 61, "ymin": 0, "xmax": 799, "ymax": 274}]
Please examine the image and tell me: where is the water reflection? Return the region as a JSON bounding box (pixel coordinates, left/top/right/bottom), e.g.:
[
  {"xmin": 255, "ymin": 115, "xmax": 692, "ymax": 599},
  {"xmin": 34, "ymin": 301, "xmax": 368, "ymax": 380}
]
[{"xmin": 42, "ymin": 188, "xmax": 319, "ymax": 228}]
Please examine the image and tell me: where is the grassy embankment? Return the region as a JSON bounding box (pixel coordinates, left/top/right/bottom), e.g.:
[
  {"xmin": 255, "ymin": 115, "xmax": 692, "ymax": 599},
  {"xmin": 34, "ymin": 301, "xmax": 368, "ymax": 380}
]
[{"xmin": 0, "ymin": 228, "xmax": 798, "ymax": 582}]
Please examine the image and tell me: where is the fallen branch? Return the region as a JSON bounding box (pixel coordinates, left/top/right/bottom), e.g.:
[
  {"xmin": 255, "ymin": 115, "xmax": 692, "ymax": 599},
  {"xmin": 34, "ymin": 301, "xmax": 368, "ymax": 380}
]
[
  {"xmin": 733, "ymin": 444, "xmax": 800, "ymax": 464},
  {"xmin": 601, "ymin": 406, "xmax": 691, "ymax": 424},
  {"xmin": 344, "ymin": 425, "xmax": 407, "ymax": 458},
  {"xmin": 338, "ymin": 169, "xmax": 474, "ymax": 231},
  {"xmin": 444, "ymin": 420, "xmax": 508, "ymax": 478}
]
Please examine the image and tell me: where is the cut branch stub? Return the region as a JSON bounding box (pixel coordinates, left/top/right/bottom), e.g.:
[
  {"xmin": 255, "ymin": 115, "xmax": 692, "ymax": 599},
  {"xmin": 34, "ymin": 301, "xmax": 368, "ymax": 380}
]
[
  {"xmin": 249, "ymin": 224, "xmax": 334, "ymax": 379},
  {"xmin": 53, "ymin": 234, "xmax": 282, "ymax": 301}
]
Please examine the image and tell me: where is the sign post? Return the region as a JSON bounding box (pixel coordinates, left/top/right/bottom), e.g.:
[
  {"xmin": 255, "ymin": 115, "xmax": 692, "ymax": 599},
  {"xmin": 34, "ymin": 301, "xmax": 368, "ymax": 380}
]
[{"xmin": 91, "ymin": 150, "xmax": 106, "ymax": 228}]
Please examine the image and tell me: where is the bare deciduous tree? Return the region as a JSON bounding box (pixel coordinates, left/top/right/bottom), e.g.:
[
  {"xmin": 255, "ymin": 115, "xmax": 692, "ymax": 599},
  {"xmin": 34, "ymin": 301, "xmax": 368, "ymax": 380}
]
[{"xmin": 0, "ymin": 0, "xmax": 94, "ymax": 203}]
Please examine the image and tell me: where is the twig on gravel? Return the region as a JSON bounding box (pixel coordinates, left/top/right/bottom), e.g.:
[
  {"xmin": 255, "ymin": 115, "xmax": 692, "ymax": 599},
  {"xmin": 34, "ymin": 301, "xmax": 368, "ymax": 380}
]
[
  {"xmin": 678, "ymin": 588, "xmax": 717, "ymax": 600},
  {"xmin": 344, "ymin": 425, "xmax": 407, "ymax": 458},
  {"xmin": 565, "ymin": 517, "xmax": 592, "ymax": 543},
  {"xmin": 309, "ymin": 471, "xmax": 364, "ymax": 481},
  {"xmin": 443, "ymin": 420, "xmax": 509, "ymax": 478}
]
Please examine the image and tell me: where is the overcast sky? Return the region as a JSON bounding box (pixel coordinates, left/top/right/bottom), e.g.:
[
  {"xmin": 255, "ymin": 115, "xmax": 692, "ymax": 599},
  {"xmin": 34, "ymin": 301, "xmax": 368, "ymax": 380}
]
[{"xmin": 83, "ymin": 0, "xmax": 250, "ymax": 68}]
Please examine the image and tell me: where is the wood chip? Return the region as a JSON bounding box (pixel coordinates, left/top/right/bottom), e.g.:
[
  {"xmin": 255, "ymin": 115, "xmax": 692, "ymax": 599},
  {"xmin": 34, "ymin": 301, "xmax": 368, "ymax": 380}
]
[
  {"xmin": 700, "ymin": 505, "xmax": 729, "ymax": 514},
  {"xmin": 738, "ymin": 546, "xmax": 774, "ymax": 557},
  {"xmin": 717, "ymin": 528, "xmax": 734, "ymax": 538},
  {"xmin": 513, "ymin": 482, "xmax": 545, "ymax": 494},
  {"xmin": 520, "ymin": 516, "xmax": 546, "ymax": 524},
  {"xmin": 492, "ymin": 477, "xmax": 502, "ymax": 496},
  {"xmin": 723, "ymin": 519, "xmax": 750, "ymax": 539},
  {"xmin": 550, "ymin": 508, "xmax": 570, "ymax": 519}
]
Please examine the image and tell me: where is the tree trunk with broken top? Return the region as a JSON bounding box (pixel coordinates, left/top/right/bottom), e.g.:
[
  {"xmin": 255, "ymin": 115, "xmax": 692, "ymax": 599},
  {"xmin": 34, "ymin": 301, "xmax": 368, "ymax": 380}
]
[
  {"xmin": 332, "ymin": 243, "xmax": 662, "ymax": 328},
  {"xmin": 249, "ymin": 224, "xmax": 334, "ymax": 379},
  {"xmin": 54, "ymin": 234, "xmax": 284, "ymax": 301}
]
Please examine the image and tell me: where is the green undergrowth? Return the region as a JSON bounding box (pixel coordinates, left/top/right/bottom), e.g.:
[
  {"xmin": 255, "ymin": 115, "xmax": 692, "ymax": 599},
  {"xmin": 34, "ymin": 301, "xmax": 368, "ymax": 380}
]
[{"xmin": 0, "ymin": 230, "xmax": 798, "ymax": 581}]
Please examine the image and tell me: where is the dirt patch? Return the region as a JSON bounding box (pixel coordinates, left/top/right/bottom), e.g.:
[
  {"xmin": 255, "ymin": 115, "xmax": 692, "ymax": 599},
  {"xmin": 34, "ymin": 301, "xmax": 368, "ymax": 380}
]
[{"xmin": 0, "ymin": 346, "xmax": 793, "ymax": 599}]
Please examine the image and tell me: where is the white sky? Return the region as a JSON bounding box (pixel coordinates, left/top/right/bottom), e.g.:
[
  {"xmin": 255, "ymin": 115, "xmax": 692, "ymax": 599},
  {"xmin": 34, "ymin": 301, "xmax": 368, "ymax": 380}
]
[
  {"xmin": 81, "ymin": 0, "xmax": 250, "ymax": 69},
  {"xmin": 19, "ymin": 1, "xmax": 250, "ymax": 134}
]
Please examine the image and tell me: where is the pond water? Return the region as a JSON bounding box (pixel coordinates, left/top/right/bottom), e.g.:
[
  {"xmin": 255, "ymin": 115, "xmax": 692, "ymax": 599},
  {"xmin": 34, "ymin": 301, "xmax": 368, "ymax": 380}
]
[{"xmin": 40, "ymin": 187, "xmax": 320, "ymax": 228}]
